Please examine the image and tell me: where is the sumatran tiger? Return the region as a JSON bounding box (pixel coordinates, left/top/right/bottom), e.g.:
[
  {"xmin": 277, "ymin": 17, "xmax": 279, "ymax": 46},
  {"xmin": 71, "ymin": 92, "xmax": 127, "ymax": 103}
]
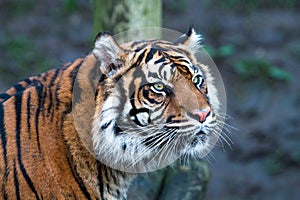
[{"xmin": 0, "ymin": 27, "xmax": 223, "ymax": 199}]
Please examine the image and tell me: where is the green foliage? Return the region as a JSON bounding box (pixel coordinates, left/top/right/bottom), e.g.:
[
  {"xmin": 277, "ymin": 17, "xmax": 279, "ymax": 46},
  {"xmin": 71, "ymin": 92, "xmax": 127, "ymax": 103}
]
[
  {"xmin": 205, "ymin": 44, "xmax": 235, "ymax": 59},
  {"xmin": 233, "ymin": 58, "xmax": 292, "ymax": 82},
  {"xmin": 63, "ymin": 0, "xmax": 78, "ymax": 13},
  {"xmin": 0, "ymin": 37, "xmax": 54, "ymax": 84}
]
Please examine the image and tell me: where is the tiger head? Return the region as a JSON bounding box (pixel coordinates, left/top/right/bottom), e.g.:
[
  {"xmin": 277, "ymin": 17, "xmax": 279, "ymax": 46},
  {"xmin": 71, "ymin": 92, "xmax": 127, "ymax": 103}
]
[{"xmin": 91, "ymin": 27, "xmax": 222, "ymax": 172}]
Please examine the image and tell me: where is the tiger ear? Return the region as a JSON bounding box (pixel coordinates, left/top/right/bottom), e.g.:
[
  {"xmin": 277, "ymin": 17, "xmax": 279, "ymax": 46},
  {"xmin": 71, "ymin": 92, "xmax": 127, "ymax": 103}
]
[
  {"xmin": 93, "ymin": 32, "xmax": 124, "ymax": 77},
  {"xmin": 174, "ymin": 25, "xmax": 203, "ymax": 54}
]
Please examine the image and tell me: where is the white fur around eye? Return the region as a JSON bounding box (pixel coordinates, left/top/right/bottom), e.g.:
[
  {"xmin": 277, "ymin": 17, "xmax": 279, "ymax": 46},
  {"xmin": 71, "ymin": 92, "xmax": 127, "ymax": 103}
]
[{"xmin": 136, "ymin": 112, "xmax": 149, "ymax": 126}]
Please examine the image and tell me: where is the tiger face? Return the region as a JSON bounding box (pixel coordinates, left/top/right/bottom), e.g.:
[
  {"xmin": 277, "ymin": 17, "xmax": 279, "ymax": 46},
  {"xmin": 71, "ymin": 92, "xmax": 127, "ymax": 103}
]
[{"xmin": 91, "ymin": 28, "xmax": 221, "ymax": 172}]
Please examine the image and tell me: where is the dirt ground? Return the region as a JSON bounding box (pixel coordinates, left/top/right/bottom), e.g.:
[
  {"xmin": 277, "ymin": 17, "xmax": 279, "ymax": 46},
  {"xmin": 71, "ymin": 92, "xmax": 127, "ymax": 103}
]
[{"xmin": 1, "ymin": 0, "xmax": 300, "ymax": 199}]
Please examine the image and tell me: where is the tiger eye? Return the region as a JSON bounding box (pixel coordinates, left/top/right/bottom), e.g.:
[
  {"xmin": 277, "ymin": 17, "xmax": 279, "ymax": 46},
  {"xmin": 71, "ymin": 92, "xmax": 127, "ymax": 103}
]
[
  {"xmin": 192, "ymin": 76, "xmax": 199, "ymax": 84},
  {"xmin": 153, "ymin": 83, "xmax": 164, "ymax": 91}
]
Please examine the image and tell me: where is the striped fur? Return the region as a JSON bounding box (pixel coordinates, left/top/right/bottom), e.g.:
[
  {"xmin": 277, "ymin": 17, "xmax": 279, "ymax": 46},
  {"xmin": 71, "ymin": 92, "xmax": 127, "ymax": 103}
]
[{"xmin": 0, "ymin": 27, "xmax": 221, "ymax": 199}]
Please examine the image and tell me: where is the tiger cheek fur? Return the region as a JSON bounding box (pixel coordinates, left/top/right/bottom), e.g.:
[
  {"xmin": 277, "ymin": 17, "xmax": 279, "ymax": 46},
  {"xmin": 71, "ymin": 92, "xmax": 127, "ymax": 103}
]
[{"xmin": 0, "ymin": 27, "xmax": 221, "ymax": 199}]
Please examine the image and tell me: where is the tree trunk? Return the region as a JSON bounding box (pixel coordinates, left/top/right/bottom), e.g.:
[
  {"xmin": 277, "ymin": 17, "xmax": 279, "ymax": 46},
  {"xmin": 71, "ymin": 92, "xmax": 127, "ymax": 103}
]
[{"xmin": 93, "ymin": 0, "xmax": 161, "ymax": 36}]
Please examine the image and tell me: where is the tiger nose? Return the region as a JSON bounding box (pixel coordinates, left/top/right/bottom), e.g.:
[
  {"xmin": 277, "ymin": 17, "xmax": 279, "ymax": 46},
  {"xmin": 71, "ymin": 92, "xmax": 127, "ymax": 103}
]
[{"xmin": 192, "ymin": 108, "xmax": 211, "ymax": 123}]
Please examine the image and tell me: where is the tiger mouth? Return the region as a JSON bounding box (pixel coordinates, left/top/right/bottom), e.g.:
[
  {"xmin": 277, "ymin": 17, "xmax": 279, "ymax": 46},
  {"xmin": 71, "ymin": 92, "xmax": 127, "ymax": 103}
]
[{"xmin": 191, "ymin": 130, "xmax": 207, "ymax": 147}]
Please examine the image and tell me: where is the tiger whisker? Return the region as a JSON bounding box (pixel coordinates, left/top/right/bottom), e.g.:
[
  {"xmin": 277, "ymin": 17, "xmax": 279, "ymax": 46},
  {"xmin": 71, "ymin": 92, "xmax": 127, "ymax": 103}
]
[
  {"xmin": 148, "ymin": 130, "xmax": 177, "ymax": 167},
  {"xmin": 129, "ymin": 129, "xmax": 177, "ymax": 167}
]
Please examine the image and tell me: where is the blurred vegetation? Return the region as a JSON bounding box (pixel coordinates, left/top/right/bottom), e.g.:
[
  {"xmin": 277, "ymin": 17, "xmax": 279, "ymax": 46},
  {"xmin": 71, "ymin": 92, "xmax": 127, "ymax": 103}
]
[
  {"xmin": 162, "ymin": 0, "xmax": 187, "ymax": 13},
  {"xmin": 233, "ymin": 58, "xmax": 292, "ymax": 82},
  {"xmin": 205, "ymin": 44, "xmax": 292, "ymax": 83},
  {"xmin": 265, "ymin": 150, "xmax": 300, "ymax": 175},
  {"xmin": 287, "ymin": 42, "xmax": 300, "ymax": 61},
  {"xmin": 3, "ymin": 0, "xmax": 36, "ymax": 16},
  {"xmin": 205, "ymin": 44, "xmax": 236, "ymax": 60},
  {"xmin": 0, "ymin": 37, "xmax": 55, "ymax": 85},
  {"xmin": 208, "ymin": 0, "xmax": 300, "ymax": 11},
  {"xmin": 63, "ymin": 0, "xmax": 78, "ymax": 13}
]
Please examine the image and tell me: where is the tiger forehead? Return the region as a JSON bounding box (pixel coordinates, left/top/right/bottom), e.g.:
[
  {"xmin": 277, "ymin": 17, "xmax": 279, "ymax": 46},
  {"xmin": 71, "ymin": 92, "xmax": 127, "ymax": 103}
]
[
  {"xmin": 123, "ymin": 39, "xmax": 192, "ymax": 57},
  {"xmin": 122, "ymin": 40, "xmax": 201, "ymax": 81},
  {"xmin": 143, "ymin": 48, "xmax": 198, "ymax": 80}
]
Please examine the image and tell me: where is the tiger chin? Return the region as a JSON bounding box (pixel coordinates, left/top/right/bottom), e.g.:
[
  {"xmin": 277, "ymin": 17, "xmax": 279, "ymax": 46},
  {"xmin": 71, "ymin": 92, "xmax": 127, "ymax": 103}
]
[{"xmin": 0, "ymin": 27, "xmax": 222, "ymax": 199}]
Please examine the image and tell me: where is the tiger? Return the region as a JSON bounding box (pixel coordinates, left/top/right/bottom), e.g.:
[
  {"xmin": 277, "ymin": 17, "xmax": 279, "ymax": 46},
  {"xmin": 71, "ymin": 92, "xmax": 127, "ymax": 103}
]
[{"xmin": 0, "ymin": 26, "xmax": 222, "ymax": 199}]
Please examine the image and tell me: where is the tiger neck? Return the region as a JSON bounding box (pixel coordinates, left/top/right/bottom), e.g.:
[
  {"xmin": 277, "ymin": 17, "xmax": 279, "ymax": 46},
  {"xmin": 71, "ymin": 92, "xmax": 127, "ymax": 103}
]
[
  {"xmin": 63, "ymin": 113, "xmax": 134, "ymax": 199},
  {"xmin": 59, "ymin": 56, "xmax": 135, "ymax": 198}
]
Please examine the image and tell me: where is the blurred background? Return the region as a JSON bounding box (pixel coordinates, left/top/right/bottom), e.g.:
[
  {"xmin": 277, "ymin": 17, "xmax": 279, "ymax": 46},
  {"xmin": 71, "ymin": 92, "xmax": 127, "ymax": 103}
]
[{"xmin": 1, "ymin": 0, "xmax": 300, "ymax": 199}]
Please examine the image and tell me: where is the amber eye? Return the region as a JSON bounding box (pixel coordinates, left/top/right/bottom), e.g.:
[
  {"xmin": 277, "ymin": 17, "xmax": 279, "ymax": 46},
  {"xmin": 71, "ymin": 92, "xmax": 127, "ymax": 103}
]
[{"xmin": 153, "ymin": 83, "xmax": 164, "ymax": 91}]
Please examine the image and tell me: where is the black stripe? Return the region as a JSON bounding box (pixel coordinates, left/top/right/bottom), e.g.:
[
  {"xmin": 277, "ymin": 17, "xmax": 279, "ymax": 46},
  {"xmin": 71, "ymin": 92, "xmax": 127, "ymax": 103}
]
[
  {"xmin": 178, "ymin": 58, "xmax": 190, "ymax": 64},
  {"xmin": 0, "ymin": 93, "xmax": 11, "ymax": 101},
  {"xmin": 134, "ymin": 49, "xmax": 147, "ymax": 66},
  {"xmin": 15, "ymin": 93, "xmax": 41, "ymax": 200},
  {"xmin": 27, "ymin": 92, "xmax": 31, "ymax": 139},
  {"xmin": 166, "ymin": 115, "xmax": 176, "ymax": 123},
  {"xmin": 54, "ymin": 77, "xmax": 61, "ymax": 110},
  {"xmin": 158, "ymin": 64, "xmax": 167, "ymax": 80},
  {"xmin": 169, "ymin": 55, "xmax": 184, "ymax": 59},
  {"xmin": 151, "ymin": 101, "xmax": 170, "ymax": 122},
  {"xmin": 116, "ymin": 190, "xmax": 120, "ymax": 199},
  {"xmin": 145, "ymin": 48, "xmax": 157, "ymax": 63},
  {"xmin": 0, "ymin": 104, "xmax": 7, "ymax": 168},
  {"xmin": 97, "ymin": 161, "xmax": 105, "ymax": 200},
  {"xmin": 47, "ymin": 69, "xmax": 60, "ymax": 117},
  {"xmin": 13, "ymin": 160, "xmax": 21, "ymax": 200},
  {"xmin": 175, "ymin": 63, "xmax": 189, "ymax": 69},
  {"xmin": 66, "ymin": 155, "xmax": 92, "ymax": 200},
  {"xmin": 169, "ymin": 119, "xmax": 189, "ymax": 123},
  {"xmin": 154, "ymin": 57, "xmax": 166, "ymax": 64},
  {"xmin": 14, "ymin": 83, "xmax": 25, "ymax": 93},
  {"xmin": 69, "ymin": 61, "xmax": 82, "ymax": 90},
  {"xmin": 101, "ymin": 120, "xmax": 113, "ymax": 130},
  {"xmin": 41, "ymin": 84, "xmax": 47, "ymax": 118},
  {"xmin": 129, "ymin": 67, "xmax": 147, "ymax": 98},
  {"xmin": 106, "ymin": 183, "xmax": 111, "ymax": 196},
  {"xmin": 114, "ymin": 123, "xmax": 123, "ymax": 136},
  {"xmin": 129, "ymin": 108, "xmax": 150, "ymax": 127},
  {"xmin": 34, "ymin": 84, "xmax": 43, "ymax": 152},
  {"xmin": 104, "ymin": 167, "xmax": 110, "ymax": 182},
  {"xmin": 133, "ymin": 43, "xmax": 147, "ymax": 51},
  {"xmin": 0, "ymin": 104, "xmax": 8, "ymax": 199},
  {"xmin": 23, "ymin": 78, "xmax": 32, "ymax": 85}
]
